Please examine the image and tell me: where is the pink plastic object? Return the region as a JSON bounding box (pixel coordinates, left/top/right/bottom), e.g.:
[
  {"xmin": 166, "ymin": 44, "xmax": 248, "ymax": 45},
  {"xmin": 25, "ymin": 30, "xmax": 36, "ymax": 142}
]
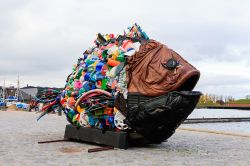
[
  {"xmin": 122, "ymin": 40, "xmax": 133, "ymax": 51},
  {"xmin": 74, "ymin": 80, "xmax": 82, "ymax": 89},
  {"xmin": 75, "ymin": 89, "xmax": 112, "ymax": 107}
]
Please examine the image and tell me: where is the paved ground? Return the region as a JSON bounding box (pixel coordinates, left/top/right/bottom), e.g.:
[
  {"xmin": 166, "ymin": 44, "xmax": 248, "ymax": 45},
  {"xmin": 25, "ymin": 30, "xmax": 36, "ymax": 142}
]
[{"xmin": 0, "ymin": 110, "xmax": 249, "ymax": 166}]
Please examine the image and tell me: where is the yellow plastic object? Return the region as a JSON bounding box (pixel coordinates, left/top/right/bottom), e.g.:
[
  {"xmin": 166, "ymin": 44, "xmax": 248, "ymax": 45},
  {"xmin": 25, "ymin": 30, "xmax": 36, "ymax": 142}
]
[
  {"xmin": 113, "ymin": 107, "xmax": 119, "ymax": 114},
  {"xmin": 77, "ymin": 105, "xmax": 84, "ymax": 113},
  {"xmin": 112, "ymin": 50, "xmax": 119, "ymax": 60},
  {"xmin": 92, "ymin": 60, "xmax": 99, "ymax": 68}
]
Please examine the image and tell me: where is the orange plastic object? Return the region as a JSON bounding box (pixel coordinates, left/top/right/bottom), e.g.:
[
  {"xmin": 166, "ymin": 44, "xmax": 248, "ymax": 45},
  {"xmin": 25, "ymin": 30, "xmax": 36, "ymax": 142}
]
[
  {"xmin": 101, "ymin": 64, "xmax": 108, "ymax": 76},
  {"xmin": 104, "ymin": 107, "xmax": 113, "ymax": 115},
  {"xmin": 111, "ymin": 80, "xmax": 117, "ymax": 89},
  {"xmin": 76, "ymin": 114, "xmax": 80, "ymax": 121},
  {"xmin": 107, "ymin": 58, "xmax": 120, "ymax": 67},
  {"xmin": 68, "ymin": 97, "xmax": 76, "ymax": 106},
  {"xmin": 60, "ymin": 98, "xmax": 67, "ymax": 105}
]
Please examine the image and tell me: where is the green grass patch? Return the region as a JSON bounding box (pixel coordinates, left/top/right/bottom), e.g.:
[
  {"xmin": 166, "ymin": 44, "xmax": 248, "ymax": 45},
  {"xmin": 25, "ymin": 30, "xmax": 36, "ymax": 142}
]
[{"xmin": 231, "ymin": 99, "xmax": 250, "ymax": 104}]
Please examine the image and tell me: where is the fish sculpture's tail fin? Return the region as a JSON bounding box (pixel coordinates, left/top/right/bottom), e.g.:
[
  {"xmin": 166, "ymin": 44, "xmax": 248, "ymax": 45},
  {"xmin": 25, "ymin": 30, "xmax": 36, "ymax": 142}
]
[{"xmin": 36, "ymin": 99, "xmax": 60, "ymax": 121}]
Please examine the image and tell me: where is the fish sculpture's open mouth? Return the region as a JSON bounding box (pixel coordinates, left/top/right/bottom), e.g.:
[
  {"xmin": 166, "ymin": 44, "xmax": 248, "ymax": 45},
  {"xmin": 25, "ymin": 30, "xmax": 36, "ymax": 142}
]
[
  {"xmin": 126, "ymin": 91, "xmax": 202, "ymax": 143},
  {"xmin": 38, "ymin": 23, "xmax": 201, "ymax": 143}
]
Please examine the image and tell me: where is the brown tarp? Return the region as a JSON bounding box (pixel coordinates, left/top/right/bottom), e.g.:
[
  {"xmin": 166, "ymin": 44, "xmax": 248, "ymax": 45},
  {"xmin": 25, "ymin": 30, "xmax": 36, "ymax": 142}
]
[{"xmin": 126, "ymin": 40, "xmax": 200, "ymax": 96}]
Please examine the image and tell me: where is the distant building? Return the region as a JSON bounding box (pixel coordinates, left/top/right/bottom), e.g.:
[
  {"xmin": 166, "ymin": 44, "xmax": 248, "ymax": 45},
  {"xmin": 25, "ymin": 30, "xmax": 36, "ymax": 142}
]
[
  {"xmin": 0, "ymin": 86, "xmax": 18, "ymax": 98},
  {"xmin": 20, "ymin": 86, "xmax": 38, "ymax": 98}
]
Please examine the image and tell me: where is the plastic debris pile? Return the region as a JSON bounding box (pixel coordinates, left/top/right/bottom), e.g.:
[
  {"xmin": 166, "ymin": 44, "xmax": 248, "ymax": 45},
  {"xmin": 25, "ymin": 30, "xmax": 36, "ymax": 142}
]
[
  {"xmin": 35, "ymin": 88, "xmax": 62, "ymax": 117},
  {"xmin": 36, "ymin": 88, "xmax": 61, "ymax": 103},
  {"xmin": 38, "ymin": 23, "xmax": 149, "ymax": 130}
]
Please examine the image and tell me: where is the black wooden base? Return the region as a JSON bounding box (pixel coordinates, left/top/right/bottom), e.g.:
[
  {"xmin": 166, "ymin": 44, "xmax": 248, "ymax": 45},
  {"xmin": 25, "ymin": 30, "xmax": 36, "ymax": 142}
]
[{"xmin": 64, "ymin": 124, "xmax": 129, "ymax": 149}]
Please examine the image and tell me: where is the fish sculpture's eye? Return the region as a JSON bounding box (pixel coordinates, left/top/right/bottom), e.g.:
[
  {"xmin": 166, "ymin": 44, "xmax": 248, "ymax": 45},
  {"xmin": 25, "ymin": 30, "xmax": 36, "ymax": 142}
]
[{"xmin": 162, "ymin": 58, "xmax": 179, "ymax": 70}]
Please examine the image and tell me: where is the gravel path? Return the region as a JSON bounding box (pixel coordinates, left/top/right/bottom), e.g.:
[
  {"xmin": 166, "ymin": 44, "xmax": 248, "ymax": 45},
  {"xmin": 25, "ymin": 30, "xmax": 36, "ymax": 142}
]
[{"xmin": 0, "ymin": 110, "xmax": 249, "ymax": 166}]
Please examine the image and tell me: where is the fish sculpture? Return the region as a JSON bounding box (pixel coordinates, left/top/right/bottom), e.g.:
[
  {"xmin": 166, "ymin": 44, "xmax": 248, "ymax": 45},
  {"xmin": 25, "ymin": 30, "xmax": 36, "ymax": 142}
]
[{"xmin": 37, "ymin": 23, "xmax": 201, "ymax": 143}]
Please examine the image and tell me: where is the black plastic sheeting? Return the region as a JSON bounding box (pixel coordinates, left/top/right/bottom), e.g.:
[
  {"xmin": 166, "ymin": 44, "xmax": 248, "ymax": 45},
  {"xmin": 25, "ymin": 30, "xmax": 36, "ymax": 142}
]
[{"xmin": 125, "ymin": 91, "xmax": 202, "ymax": 143}]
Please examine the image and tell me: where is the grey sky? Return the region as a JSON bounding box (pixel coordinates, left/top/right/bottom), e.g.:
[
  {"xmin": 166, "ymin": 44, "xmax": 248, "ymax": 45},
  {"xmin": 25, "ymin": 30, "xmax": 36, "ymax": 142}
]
[{"xmin": 1, "ymin": 0, "xmax": 250, "ymax": 99}]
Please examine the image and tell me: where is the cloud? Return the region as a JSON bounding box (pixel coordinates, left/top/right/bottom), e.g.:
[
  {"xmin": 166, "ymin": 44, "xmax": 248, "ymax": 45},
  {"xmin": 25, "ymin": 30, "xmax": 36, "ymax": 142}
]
[
  {"xmin": 194, "ymin": 61, "xmax": 250, "ymax": 98},
  {"xmin": 1, "ymin": 0, "xmax": 250, "ymax": 98}
]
